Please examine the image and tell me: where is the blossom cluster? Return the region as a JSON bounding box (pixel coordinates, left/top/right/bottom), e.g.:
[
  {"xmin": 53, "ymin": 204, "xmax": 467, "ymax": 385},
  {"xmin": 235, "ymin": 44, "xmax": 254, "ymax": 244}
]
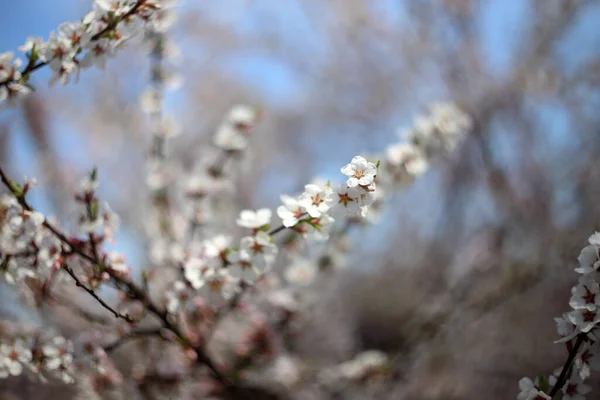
[
  {"xmin": 0, "ymin": 1, "xmax": 485, "ymax": 395},
  {"xmin": 166, "ymin": 155, "xmax": 379, "ymax": 313},
  {"xmin": 0, "ymin": 335, "xmax": 74, "ymax": 384},
  {"xmin": 518, "ymin": 232, "xmax": 600, "ymax": 399},
  {"xmin": 142, "ymin": 0, "xmax": 181, "ymax": 192},
  {"xmin": 0, "ymin": 191, "xmax": 61, "ymax": 290},
  {"xmin": 214, "ymin": 105, "xmax": 263, "ymax": 151},
  {"xmin": 378, "ymin": 102, "xmax": 472, "ymax": 193},
  {"xmin": 1, "ymin": 0, "xmax": 162, "ymax": 109}
]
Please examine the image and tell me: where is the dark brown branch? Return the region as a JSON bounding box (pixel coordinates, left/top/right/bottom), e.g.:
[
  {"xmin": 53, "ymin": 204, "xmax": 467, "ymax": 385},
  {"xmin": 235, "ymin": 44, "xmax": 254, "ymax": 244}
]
[
  {"xmin": 0, "ymin": 165, "xmax": 228, "ymax": 384},
  {"xmin": 62, "ymin": 263, "xmax": 135, "ymax": 323},
  {"xmin": 549, "ymin": 333, "xmax": 586, "ymax": 396}
]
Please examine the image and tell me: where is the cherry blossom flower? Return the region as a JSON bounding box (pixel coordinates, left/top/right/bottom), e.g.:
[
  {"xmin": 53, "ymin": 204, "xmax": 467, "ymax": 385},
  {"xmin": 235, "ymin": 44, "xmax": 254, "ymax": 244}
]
[
  {"xmin": 517, "ymin": 377, "xmax": 551, "ymax": 400},
  {"xmin": 228, "ymin": 251, "xmax": 261, "ymax": 284},
  {"xmin": 18, "ymin": 37, "xmax": 44, "ymax": 54},
  {"xmin": 106, "ymin": 252, "xmax": 130, "ymax": 277},
  {"xmin": 277, "ymin": 195, "xmax": 305, "ymax": 228},
  {"xmin": 81, "ymin": 38, "xmax": 115, "ymax": 70},
  {"xmin": 0, "ymin": 339, "xmax": 32, "ymax": 378},
  {"xmin": 568, "ymin": 308, "xmax": 600, "ymax": 333},
  {"xmin": 284, "ymin": 257, "xmax": 316, "ymax": 286},
  {"xmin": 58, "ymin": 22, "xmax": 91, "ymax": 50},
  {"xmin": 570, "ymin": 274, "xmax": 600, "ymax": 311},
  {"xmin": 203, "ymin": 234, "xmax": 232, "ymax": 264},
  {"xmin": 576, "ymin": 242, "xmax": 600, "ymax": 275},
  {"xmin": 42, "ymin": 336, "xmax": 74, "ymax": 371},
  {"xmin": 199, "ymin": 268, "xmax": 238, "ymax": 305},
  {"xmin": 574, "ymin": 341, "xmax": 600, "ymax": 380},
  {"xmin": 184, "ymin": 257, "xmax": 208, "ymax": 290},
  {"xmin": 331, "ymin": 184, "xmax": 362, "ymax": 216},
  {"xmin": 561, "ymin": 376, "xmax": 592, "ymax": 400},
  {"xmin": 214, "ymin": 105, "xmax": 260, "ymax": 151},
  {"xmin": 239, "ymin": 231, "xmax": 277, "ymax": 270},
  {"xmin": 166, "ymin": 280, "xmax": 192, "ymax": 313},
  {"xmin": 341, "ymin": 156, "xmax": 377, "ymax": 188},
  {"xmin": 555, "ymin": 314, "xmax": 576, "ymax": 340},
  {"xmin": 298, "ymin": 183, "xmax": 333, "ymax": 218},
  {"xmin": 236, "ymin": 208, "xmax": 272, "ymax": 230},
  {"xmin": 385, "ymin": 143, "xmax": 428, "ymax": 178}
]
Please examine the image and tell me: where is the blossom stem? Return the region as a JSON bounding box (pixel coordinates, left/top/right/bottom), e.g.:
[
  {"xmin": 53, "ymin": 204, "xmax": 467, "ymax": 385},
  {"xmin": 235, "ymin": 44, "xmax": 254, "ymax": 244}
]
[
  {"xmin": 549, "ymin": 333, "xmax": 586, "ymax": 396},
  {"xmin": 62, "ymin": 263, "xmax": 136, "ymax": 323}
]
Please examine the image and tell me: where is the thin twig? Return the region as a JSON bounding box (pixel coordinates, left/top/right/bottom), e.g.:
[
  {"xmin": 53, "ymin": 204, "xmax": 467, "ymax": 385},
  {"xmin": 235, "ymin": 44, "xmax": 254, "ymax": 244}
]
[
  {"xmin": 62, "ymin": 263, "xmax": 135, "ymax": 323},
  {"xmin": 103, "ymin": 327, "xmax": 165, "ymax": 352}
]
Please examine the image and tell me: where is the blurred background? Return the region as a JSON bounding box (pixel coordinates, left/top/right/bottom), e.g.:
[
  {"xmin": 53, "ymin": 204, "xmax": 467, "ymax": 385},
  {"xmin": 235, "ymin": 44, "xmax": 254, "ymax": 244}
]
[{"xmin": 2, "ymin": 0, "xmax": 600, "ymax": 398}]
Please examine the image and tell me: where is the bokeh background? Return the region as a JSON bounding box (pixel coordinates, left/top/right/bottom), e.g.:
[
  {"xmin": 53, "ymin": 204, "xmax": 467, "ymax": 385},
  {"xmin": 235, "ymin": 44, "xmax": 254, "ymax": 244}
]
[{"xmin": 2, "ymin": 0, "xmax": 600, "ymax": 398}]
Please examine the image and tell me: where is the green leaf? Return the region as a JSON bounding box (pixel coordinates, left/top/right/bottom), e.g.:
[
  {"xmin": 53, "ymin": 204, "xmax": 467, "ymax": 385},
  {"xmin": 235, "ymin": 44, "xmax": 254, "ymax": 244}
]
[
  {"xmin": 90, "ymin": 166, "xmax": 98, "ymax": 182},
  {"xmin": 90, "ymin": 199, "xmax": 99, "ymax": 221},
  {"xmin": 260, "ymin": 224, "xmax": 271, "ymax": 232},
  {"xmin": 536, "ymin": 374, "xmax": 548, "ymax": 393},
  {"xmin": 8, "ymin": 180, "xmax": 23, "ymax": 197}
]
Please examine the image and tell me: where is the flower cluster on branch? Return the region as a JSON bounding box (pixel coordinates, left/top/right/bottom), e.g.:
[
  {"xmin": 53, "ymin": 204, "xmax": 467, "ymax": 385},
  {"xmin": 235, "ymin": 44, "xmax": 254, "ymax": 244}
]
[{"xmin": 0, "ymin": 1, "xmax": 486, "ymax": 397}]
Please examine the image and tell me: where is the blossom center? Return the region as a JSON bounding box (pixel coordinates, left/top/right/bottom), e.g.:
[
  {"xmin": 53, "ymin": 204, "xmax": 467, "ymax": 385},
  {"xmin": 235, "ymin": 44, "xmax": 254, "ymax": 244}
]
[
  {"xmin": 209, "ymin": 280, "xmax": 224, "ymax": 292},
  {"xmin": 337, "ymin": 193, "xmax": 352, "ymax": 206},
  {"xmin": 251, "ymin": 242, "xmax": 264, "ymax": 253},
  {"xmin": 353, "ymin": 169, "xmax": 365, "ymax": 179},
  {"xmin": 585, "ymin": 289, "xmax": 596, "ymax": 304},
  {"xmin": 583, "ymin": 310, "xmax": 596, "ymax": 322}
]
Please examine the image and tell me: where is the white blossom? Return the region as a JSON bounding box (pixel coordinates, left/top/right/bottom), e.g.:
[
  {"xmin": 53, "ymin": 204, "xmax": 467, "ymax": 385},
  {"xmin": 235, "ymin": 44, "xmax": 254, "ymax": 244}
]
[
  {"xmin": 42, "ymin": 336, "xmax": 74, "ymax": 371},
  {"xmin": 236, "ymin": 208, "xmax": 272, "ymax": 230},
  {"xmin": 576, "ymin": 243, "xmax": 600, "ymax": 275},
  {"xmin": 228, "ymin": 251, "xmax": 260, "ymax": 284},
  {"xmin": 214, "ymin": 105, "xmax": 260, "ymax": 151},
  {"xmin": 239, "ymin": 231, "xmax": 277, "ymax": 270},
  {"xmin": 0, "ymin": 339, "xmax": 32, "ymax": 378},
  {"xmin": 561, "ymin": 376, "xmax": 592, "ymax": 400},
  {"xmin": 298, "ymin": 184, "xmax": 333, "ymax": 218},
  {"xmin": 341, "ymin": 156, "xmax": 377, "ymax": 188},
  {"xmin": 277, "ymin": 195, "xmax": 305, "ymax": 228},
  {"xmin": 81, "ymin": 38, "xmax": 115, "ymax": 70},
  {"xmin": 570, "ymin": 274, "xmax": 600, "ymax": 311},
  {"xmin": 199, "ymin": 267, "xmax": 238, "ymax": 305},
  {"xmin": 517, "ymin": 377, "xmax": 551, "ymax": 400},
  {"xmin": 184, "ymin": 257, "xmax": 208, "ymax": 290},
  {"xmin": 284, "ymin": 257, "xmax": 316, "ymax": 286},
  {"xmin": 203, "ymin": 234, "xmax": 232, "ymax": 263},
  {"xmin": 568, "ymin": 308, "xmax": 600, "ymax": 333},
  {"xmin": 166, "ymin": 280, "xmax": 191, "ymax": 313},
  {"xmin": 331, "ymin": 184, "xmax": 363, "ymax": 216}
]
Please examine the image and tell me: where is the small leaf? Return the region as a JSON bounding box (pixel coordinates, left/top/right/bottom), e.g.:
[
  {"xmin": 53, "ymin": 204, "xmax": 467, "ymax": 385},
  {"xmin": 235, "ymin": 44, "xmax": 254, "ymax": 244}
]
[
  {"xmin": 8, "ymin": 180, "xmax": 23, "ymax": 197},
  {"xmin": 260, "ymin": 224, "xmax": 271, "ymax": 232},
  {"xmin": 90, "ymin": 199, "xmax": 99, "ymax": 221},
  {"xmin": 90, "ymin": 166, "xmax": 98, "ymax": 182}
]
